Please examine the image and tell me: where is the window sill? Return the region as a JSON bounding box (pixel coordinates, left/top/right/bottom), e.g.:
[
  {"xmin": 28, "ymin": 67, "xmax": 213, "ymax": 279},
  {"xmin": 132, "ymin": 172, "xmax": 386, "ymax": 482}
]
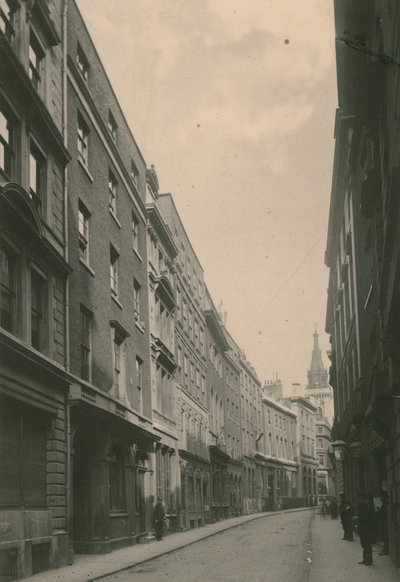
[
  {"xmin": 135, "ymin": 321, "xmax": 145, "ymax": 334},
  {"xmin": 133, "ymin": 247, "xmax": 143, "ymax": 262},
  {"xmin": 78, "ymin": 158, "xmax": 94, "ymax": 182},
  {"xmin": 109, "ymin": 209, "xmax": 121, "ymax": 228},
  {"xmin": 79, "ymin": 258, "xmax": 95, "ymax": 277},
  {"xmin": 111, "ymin": 293, "xmax": 123, "ymax": 310}
]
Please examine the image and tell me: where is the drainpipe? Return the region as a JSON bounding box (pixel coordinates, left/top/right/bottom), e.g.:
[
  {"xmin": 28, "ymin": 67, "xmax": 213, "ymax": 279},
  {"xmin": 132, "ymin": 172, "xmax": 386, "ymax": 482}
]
[{"xmin": 61, "ymin": 0, "xmax": 73, "ymax": 565}]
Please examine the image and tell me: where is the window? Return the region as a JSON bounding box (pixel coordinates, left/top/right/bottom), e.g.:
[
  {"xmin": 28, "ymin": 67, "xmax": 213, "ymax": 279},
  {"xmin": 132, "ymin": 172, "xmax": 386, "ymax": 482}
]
[
  {"xmin": 30, "ymin": 268, "xmax": 46, "ymax": 351},
  {"xmin": 109, "ymin": 445, "xmax": 126, "ymax": 511},
  {"xmin": 76, "ymin": 44, "xmax": 89, "ymax": 80},
  {"xmin": 113, "ymin": 334, "xmax": 121, "ymax": 396},
  {"xmin": 131, "ymin": 160, "xmax": 139, "ymax": 188},
  {"xmin": 0, "ymin": 102, "xmax": 16, "ymax": 178},
  {"xmin": 29, "ymin": 140, "xmax": 45, "ymax": 213},
  {"xmin": 29, "ymin": 30, "xmax": 44, "ymax": 91},
  {"xmin": 77, "ymin": 113, "xmax": 89, "ymax": 166},
  {"xmin": 131, "ymin": 212, "xmax": 139, "ymax": 252},
  {"xmin": 108, "ymin": 170, "xmax": 117, "ymax": 214},
  {"xmin": 0, "ymin": 0, "xmax": 16, "ymax": 42},
  {"xmin": 110, "ymin": 245, "xmax": 119, "ymax": 296},
  {"xmin": 0, "ymin": 402, "xmax": 47, "ymax": 508},
  {"xmin": 133, "ymin": 278, "xmax": 141, "ymax": 320},
  {"xmin": 78, "ymin": 201, "xmax": 90, "ymax": 263},
  {"xmin": 80, "ymin": 306, "xmax": 91, "ymax": 381},
  {"xmin": 136, "ymin": 356, "xmax": 143, "ymax": 413},
  {"xmin": 0, "ymin": 242, "xmax": 18, "ymax": 333},
  {"xmin": 108, "ymin": 110, "xmax": 117, "ymax": 142}
]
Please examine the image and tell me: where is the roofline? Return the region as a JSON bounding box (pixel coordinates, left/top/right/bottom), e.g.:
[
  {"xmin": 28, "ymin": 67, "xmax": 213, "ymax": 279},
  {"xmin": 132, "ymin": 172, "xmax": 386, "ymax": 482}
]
[
  {"xmin": 157, "ymin": 193, "xmax": 204, "ymax": 273},
  {"xmin": 73, "ymin": 0, "xmax": 147, "ymax": 167}
]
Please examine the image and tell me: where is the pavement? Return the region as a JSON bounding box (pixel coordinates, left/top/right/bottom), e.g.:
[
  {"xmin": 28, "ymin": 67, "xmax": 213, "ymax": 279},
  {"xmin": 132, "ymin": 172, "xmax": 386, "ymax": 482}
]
[
  {"xmin": 310, "ymin": 512, "xmax": 400, "ymax": 582},
  {"xmin": 30, "ymin": 508, "xmax": 400, "ymax": 582}
]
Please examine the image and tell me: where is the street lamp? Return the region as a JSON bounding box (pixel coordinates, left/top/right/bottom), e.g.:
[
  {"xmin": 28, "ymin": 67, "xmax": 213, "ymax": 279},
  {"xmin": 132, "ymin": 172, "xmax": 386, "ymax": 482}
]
[{"xmin": 332, "ymin": 439, "xmax": 346, "ymax": 461}]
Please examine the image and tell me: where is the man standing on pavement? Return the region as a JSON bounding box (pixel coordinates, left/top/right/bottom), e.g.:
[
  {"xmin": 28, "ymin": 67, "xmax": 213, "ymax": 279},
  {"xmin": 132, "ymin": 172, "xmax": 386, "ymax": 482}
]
[
  {"xmin": 339, "ymin": 493, "xmax": 353, "ymax": 541},
  {"xmin": 355, "ymin": 495, "xmax": 375, "ymax": 566},
  {"xmin": 153, "ymin": 497, "xmax": 166, "ymax": 541}
]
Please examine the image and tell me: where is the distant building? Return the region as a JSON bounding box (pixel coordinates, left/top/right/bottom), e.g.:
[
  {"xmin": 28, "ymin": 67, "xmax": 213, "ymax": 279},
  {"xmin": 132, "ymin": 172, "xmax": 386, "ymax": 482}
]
[
  {"xmin": 146, "ymin": 168, "xmax": 179, "ymax": 533},
  {"xmin": 305, "ymin": 329, "xmax": 334, "ymax": 425},
  {"xmin": 157, "ymin": 193, "xmax": 210, "ymax": 531},
  {"xmin": 204, "ymin": 289, "xmax": 230, "ymax": 521},
  {"xmin": 282, "ymin": 396, "xmax": 318, "ymax": 505},
  {"xmin": 222, "ymin": 328, "xmax": 243, "ymax": 516},
  {"xmin": 259, "ymin": 396, "xmax": 298, "ymax": 509}
]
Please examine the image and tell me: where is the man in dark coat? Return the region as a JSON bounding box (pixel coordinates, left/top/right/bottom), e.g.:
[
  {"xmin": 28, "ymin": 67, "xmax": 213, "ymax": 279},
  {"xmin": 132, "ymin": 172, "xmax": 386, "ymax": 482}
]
[
  {"xmin": 153, "ymin": 497, "xmax": 165, "ymax": 541},
  {"xmin": 339, "ymin": 493, "xmax": 353, "ymax": 540},
  {"xmin": 356, "ymin": 495, "xmax": 375, "ymax": 566}
]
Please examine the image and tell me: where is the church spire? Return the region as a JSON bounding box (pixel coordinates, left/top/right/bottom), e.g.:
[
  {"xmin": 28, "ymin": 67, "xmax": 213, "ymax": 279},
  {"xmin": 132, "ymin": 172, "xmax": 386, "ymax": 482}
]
[{"xmin": 307, "ymin": 328, "xmax": 328, "ymax": 388}]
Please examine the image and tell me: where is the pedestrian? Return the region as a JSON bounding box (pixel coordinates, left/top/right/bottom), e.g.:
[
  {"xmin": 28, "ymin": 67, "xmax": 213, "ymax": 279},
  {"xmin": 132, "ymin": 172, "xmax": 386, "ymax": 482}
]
[
  {"xmin": 153, "ymin": 497, "xmax": 165, "ymax": 541},
  {"xmin": 355, "ymin": 495, "xmax": 375, "ymax": 566},
  {"xmin": 321, "ymin": 497, "xmax": 328, "ymax": 518},
  {"xmin": 330, "ymin": 498, "xmax": 338, "ymax": 519},
  {"xmin": 339, "ymin": 493, "xmax": 353, "ymax": 541},
  {"xmin": 378, "ymin": 491, "xmax": 389, "ymax": 556}
]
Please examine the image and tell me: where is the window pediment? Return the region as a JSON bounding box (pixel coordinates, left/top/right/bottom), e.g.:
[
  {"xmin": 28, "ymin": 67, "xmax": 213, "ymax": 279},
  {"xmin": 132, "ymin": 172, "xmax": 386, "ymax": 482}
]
[{"xmin": 1, "ymin": 180, "xmax": 44, "ymax": 238}]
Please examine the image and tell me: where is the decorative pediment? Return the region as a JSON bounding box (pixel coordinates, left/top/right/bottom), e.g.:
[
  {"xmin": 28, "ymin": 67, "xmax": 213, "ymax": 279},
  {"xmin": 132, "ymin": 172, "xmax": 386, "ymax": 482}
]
[{"xmin": 1, "ymin": 181, "xmax": 45, "ymax": 238}]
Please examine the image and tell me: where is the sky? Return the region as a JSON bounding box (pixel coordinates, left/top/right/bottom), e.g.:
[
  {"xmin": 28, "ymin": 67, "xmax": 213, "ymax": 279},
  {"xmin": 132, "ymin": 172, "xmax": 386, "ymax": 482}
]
[{"xmin": 77, "ymin": 0, "xmax": 338, "ymax": 390}]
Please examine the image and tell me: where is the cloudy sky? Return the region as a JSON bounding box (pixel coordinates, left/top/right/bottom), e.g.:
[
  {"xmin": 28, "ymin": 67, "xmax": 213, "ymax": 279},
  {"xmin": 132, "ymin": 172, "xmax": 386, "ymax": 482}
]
[{"xmin": 77, "ymin": 0, "xmax": 337, "ymax": 390}]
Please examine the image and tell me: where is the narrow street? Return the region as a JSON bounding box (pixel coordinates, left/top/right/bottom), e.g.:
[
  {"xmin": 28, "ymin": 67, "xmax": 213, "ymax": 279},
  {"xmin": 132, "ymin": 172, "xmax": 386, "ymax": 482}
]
[
  {"xmin": 103, "ymin": 512, "xmax": 312, "ymax": 582},
  {"xmin": 98, "ymin": 510, "xmax": 399, "ymax": 582}
]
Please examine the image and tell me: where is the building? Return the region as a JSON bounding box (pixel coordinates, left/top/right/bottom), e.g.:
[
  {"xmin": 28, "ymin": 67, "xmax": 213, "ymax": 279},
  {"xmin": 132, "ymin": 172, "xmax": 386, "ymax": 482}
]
[
  {"xmin": 156, "ymin": 193, "xmax": 210, "ymax": 531},
  {"xmin": 66, "ymin": 0, "xmax": 158, "ymax": 553},
  {"xmin": 222, "ymin": 327, "xmax": 243, "ymax": 517},
  {"xmin": 239, "ymin": 354, "xmax": 263, "ymax": 514},
  {"xmin": 0, "ymin": 0, "xmax": 73, "ymax": 577},
  {"xmin": 326, "ymin": 0, "xmax": 400, "ymax": 567},
  {"xmin": 146, "ymin": 168, "xmax": 179, "ymax": 534},
  {"xmin": 258, "ymin": 396, "xmax": 298, "ymax": 509},
  {"xmin": 314, "ymin": 408, "xmax": 335, "ymax": 498},
  {"xmin": 282, "ymin": 396, "xmax": 318, "ymax": 505},
  {"xmin": 204, "ymin": 289, "xmax": 230, "ymax": 521}
]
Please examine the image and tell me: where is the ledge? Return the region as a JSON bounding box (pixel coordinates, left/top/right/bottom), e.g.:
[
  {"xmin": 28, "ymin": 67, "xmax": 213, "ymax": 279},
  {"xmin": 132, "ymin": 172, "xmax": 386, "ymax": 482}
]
[
  {"xmin": 111, "ymin": 294, "xmax": 123, "ymax": 310},
  {"xmin": 133, "ymin": 247, "xmax": 143, "ymax": 262},
  {"xmin": 79, "ymin": 258, "xmax": 95, "ymax": 277},
  {"xmin": 109, "ymin": 209, "xmax": 122, "ymax": 229},
  {"xmin": 78, "ymin": 158, "xmax": 94, "ymax": 183}
]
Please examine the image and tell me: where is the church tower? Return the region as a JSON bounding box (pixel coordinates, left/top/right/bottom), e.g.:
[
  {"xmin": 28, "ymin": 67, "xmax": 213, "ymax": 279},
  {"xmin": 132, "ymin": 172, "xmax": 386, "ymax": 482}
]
[
  {"xmin": 307, "ymin": 328, "xmax": 329, "ymax": 389},
  {"xmin": 305, "ymin": 328, "xmax": 333, "ymax": 425}
]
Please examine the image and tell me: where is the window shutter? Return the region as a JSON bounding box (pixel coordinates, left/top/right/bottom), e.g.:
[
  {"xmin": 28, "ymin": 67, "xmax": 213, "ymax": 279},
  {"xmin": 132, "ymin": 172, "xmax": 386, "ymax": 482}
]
[
  {"xmin": 0, "ymin": 406, "xmax": 20, "ymax": 506},
  {"xmin": 21, "ymin": 415, "xmax": 47, "ymax": 507}
]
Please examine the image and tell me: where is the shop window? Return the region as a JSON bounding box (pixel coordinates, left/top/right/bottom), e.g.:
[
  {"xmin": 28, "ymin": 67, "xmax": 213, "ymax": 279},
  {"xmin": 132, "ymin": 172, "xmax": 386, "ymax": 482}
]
[{"xmin": 0, "ymin": 401, "xmax": 47, "ymax": 507}]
